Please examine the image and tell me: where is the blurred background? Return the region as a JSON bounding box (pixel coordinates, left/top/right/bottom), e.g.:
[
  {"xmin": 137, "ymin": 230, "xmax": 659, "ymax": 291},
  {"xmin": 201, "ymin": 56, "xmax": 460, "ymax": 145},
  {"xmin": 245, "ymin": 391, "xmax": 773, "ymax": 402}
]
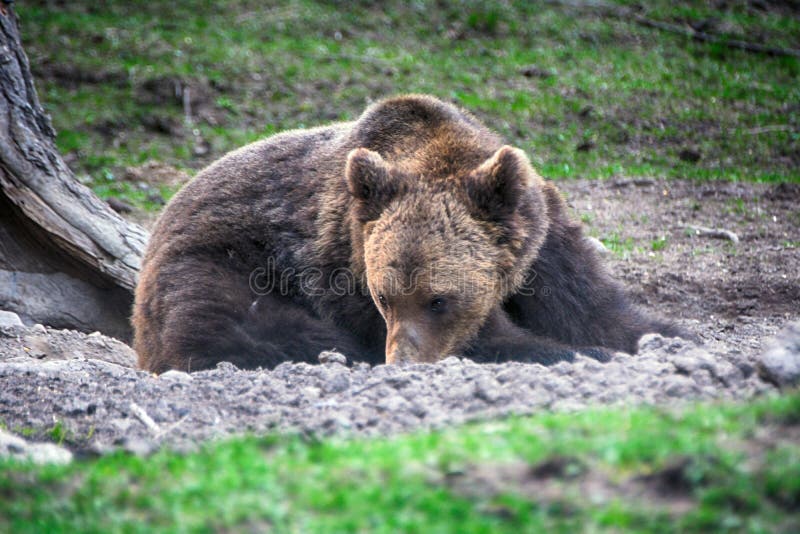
[{"xmin": 18, "ymin": 0, "xmax": 799, "ymax": 220}]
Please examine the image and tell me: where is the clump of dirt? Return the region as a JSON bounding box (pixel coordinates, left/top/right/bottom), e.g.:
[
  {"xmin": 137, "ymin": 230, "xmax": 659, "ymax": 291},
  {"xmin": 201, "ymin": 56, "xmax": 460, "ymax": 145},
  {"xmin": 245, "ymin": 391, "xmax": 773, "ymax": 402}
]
[
  {"xmin": 33, "ymin": 62, "xmax": 128, "ymax": 88},
  {"xmin": 122, "ymin": 162, "xmax": 192, "ymax": 189},
  {"xmin": 441, "ymin": 455, "xmax": 701, "ymax": 517},
  {"xmin": 139, "ymin": 114, "xmax": 184, "ymax": 137},
  {"xmin": 117, "ymin": 162, "xmax": 193, "ymax": 228},
  {"xmin": 440, "ymin": 429, "xmax": 800, "ymax": 518},
  {"xmin": 441, "ymin": 458, "xmax": 693, "ymax": 516},
  {"xmin": 135, "ymin": 76, "xmax": 230, "ymax": 127},
  {"xmin": 0, "ymin": 323, "xmax": 135, "ymax": 367}
]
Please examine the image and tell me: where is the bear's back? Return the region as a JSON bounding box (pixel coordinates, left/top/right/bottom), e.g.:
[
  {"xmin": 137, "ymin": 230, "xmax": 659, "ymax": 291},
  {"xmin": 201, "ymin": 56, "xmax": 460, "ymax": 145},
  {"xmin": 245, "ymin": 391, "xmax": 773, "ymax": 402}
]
[
  {"xmin": 145, "ymin": 122, "xmax": 353, "ymax": 271},
  {"xmin": 145, "ymin": 95, "xmax": 503, "ymax": 274}
]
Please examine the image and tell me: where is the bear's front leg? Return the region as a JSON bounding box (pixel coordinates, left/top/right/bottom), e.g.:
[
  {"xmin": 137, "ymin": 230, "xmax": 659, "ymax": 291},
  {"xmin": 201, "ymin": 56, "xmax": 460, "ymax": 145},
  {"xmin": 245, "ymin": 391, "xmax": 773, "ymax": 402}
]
[{"xmin": 463, "ymin": 307, "xmax": 613, "ymax": 365}]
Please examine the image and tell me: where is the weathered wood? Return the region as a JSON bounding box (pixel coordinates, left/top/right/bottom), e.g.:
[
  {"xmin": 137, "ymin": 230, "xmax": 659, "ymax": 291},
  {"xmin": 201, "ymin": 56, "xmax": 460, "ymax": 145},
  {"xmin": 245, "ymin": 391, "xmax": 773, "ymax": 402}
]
[
  {"xmin": 0, "ymin": 5, "xmax": 148, "ymax": 339},
  {"xmin": 0, "ymin": 194, "xmax": 135, "ymax": 339}
]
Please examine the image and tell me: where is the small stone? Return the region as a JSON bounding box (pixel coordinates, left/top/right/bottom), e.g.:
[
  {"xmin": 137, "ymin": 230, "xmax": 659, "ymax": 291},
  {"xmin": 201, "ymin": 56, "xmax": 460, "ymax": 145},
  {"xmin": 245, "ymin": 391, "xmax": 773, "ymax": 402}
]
[
  {"xmin": 320, "ymin": 414, "xmax": 352, "ymax": 431},
  {"xmin": 526, "ymin": 388, "xmax": 553, "ymax": 407},
  {"xmin": 318, "ymin": 351, "xmax": 347, "ymax": 365},
  {"xmin": 409, "ymin": 402, "xmax": 428, "ymax": 418},
  {"xmin": 22, "ymin": 335, "xmax": 51, "ymax": 359},
  {"xmin": 690, "ymin": 369, "xmax": 715, "ymax": 388},
  {"xmin": 758, "ymin": 321, "xmax": 800, "ymax": 387},
  {"xmin": 214, "ymin": 361, "xmax": 239, "ymax": 373},
  {"xmin": 576, "ymin": 356, "xmax": 604, "ymax": 373},
  {"xmin": 63, "ymin": 399, "xmax": 97, "ymax": 416},
  {"xmin": 638, "ymin": 333, "xmax": 667, "ymax": 352},
  {"xmin": 671, "ymin": 348, "xmax": 715, "ymax": 375},
  {"xmin": 159, "ymin": 370, "xmax": 193, "ymax": 383},
  {"xmin": 301, "ymin": 386, "xmax": 321, "ymax": 400},
  {"xmin": 87, "ymin": 336, "xmax": 108, "ymax": 348},
  {"xmin": 495, "ymin": 367, "xmax": 520, "ymax": 384},
  {"xmin": 638, "ymin": 334, "xmax": 692, "ymax": 355},
  {"xmin": 0, "ymin": 310, "xmax": 23, "ymax": 328},
  {"xmin": 550, "ymin": 361, "xmax": 573, "ymax": 376},
  {"xmin": 711, "ymin": 360, "xmax": 744, "ymax": 386},
  {"xmin": 0, "ymin": 429, "xmax": 73, "ymax": 465},
  {"xmin": 321, "ymin": 371, "xmax": 350, "ymax": 394},
  {"xmin": 663, "ymin": 375, "xmax": 698, "ymax": 398},
  {"xmin": 377, "ymin": 394, "xmax": 409, "ymax": 412},
  {"xmin": 577, "ymin": 382, "xmax": 597, "ymax": 398},
  {"xmin": 474, "ymin": 377, "xmax": 503, "ymax": 403},
  {"xmin": 446, "ymin": 383, "xmax": 475, "ymax": 401},
  {"xmin": 117, "ymin": 437, "xmax": 157, "ymax": 456},
  {"xmin": 32, "ymin": 324, "xmax": 47, "ymax": 334}
]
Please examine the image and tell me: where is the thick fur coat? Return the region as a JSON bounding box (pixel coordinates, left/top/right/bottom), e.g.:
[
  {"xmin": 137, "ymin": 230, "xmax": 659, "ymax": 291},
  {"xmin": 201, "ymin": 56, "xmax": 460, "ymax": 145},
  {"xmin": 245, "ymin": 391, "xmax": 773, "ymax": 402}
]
[{"xmin": 134, "ymin": 95, "xmax": 678, "ymax": 373}]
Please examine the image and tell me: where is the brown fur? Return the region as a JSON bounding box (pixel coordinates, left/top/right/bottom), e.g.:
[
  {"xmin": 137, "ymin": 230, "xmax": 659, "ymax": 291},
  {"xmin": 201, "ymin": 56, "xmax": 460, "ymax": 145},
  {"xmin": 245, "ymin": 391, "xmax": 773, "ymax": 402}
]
[{"xmin": 133, "ymin": 95, "xmax": 680, "ymax": 373}]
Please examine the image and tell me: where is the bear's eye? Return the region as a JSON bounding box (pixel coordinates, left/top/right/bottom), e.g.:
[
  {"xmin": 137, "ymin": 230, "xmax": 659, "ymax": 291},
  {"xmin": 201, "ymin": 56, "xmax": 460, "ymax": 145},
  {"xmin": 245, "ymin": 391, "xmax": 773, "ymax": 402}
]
[
  {"xmin": 429, "ymin": 297, "xmax": 446, "ymax": 313},
  {"xmin": 377, "ymin": 294, "xmax": 387, "ymax": 307},
  {"xmin": 361, "ymin": 184, "xmax": 371, "ymax": 198}
]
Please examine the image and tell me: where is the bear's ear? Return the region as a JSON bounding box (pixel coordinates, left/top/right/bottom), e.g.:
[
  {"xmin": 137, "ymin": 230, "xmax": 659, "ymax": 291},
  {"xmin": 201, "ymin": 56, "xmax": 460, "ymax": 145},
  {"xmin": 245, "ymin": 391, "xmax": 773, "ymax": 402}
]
[
  {"xmin": 465, "ymin": 145, "xmax": 533, "ymax": 221},
  {"xmin": 346, "ymin": 148, "xmax": 397, "ymax": 221}
]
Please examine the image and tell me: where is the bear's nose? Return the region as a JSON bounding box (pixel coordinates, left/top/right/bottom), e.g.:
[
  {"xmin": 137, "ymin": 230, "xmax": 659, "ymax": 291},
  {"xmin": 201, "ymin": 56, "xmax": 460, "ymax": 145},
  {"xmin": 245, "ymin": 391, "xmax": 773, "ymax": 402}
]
[{"xmin": 385, "ymin": 322, "xmax": 422, "ymax": 364}]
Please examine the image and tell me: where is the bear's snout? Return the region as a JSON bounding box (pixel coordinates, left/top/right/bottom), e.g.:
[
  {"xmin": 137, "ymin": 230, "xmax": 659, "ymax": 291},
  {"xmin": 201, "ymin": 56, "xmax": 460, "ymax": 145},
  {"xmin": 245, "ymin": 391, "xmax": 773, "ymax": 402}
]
[{"xmin": 385, "ymin": 321, "xmax": 425, "ymax": 364}]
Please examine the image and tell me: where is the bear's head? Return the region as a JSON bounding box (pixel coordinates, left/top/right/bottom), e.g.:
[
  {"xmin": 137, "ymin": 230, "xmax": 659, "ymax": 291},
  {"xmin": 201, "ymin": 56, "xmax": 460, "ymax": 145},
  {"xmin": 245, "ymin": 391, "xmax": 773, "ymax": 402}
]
[{"xmin": 346, "ymin": 145, "xmax": 550, "ymax": 364}]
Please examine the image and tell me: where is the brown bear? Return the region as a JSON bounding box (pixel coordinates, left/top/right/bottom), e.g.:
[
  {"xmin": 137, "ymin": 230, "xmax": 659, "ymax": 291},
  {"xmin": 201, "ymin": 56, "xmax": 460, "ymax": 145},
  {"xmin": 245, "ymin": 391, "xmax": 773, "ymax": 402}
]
[{"xmin": 133, "ymin": 94, "xmax": 680, "ymax": 373}]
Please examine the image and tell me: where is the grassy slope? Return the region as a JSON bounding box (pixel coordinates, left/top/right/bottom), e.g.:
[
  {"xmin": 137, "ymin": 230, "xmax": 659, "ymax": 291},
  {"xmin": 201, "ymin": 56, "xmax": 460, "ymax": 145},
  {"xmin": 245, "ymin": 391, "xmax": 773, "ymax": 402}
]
[
  {"xmin": 16, "ymin": 0, "xmax": 800, "ymax": 212},
  {"xmin": 2, "ymin": 393, "xmax": 799, "ymax": 533}
]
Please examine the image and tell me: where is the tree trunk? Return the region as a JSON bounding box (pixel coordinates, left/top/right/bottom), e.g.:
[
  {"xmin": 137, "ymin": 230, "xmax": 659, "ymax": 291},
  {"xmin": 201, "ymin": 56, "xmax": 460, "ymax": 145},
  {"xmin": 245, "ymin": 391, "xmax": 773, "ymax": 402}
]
[{"xmin": 0, "ymin": 4, "xmax": 147, "ymax": 341}]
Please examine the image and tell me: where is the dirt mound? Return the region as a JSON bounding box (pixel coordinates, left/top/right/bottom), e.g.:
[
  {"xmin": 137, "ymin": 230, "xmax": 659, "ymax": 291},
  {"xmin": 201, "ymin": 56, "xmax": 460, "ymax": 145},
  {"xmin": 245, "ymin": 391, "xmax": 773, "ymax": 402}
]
[
  {"xmin": 122, "ymin": 162, "xmax": 192, "ymax": 189},
  {"xmin": 0, "ymin": 178, "xmax": 797, "ymax": 457},
  {"xmin": 0, "ymin": 322, "xmax": 779, "ymax": 456}
]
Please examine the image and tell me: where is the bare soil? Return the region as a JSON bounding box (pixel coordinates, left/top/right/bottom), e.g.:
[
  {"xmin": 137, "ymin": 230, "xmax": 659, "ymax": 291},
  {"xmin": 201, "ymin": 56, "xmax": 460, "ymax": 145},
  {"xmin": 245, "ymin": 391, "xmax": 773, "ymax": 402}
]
[
  {"xmin": 574, "ymin": 179, "xmax": 799, "ymax": 344},
  {"xmin": 0, "ymin": 179, "xmax": 797, "ymax": 455}
]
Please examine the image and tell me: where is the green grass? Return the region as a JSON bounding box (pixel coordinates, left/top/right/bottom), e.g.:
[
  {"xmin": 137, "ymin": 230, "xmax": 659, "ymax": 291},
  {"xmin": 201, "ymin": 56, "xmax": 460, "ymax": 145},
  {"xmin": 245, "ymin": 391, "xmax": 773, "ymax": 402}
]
[
  {"xmin": 651, "ymin": 236, "xmax": 669, "ymax": 252},
  {"xmin": 601, "ymin": 231, "xmax": 637, "ymax": 258},
  {"xmin": 46, "ymin": 421, "xmax": 69, "ymax": 447},
  {"xmin": 2, "ymin": 393, "xmax": 799, "ymax": 532},
  {"xmin": 14, "ymin": 0, "xmax": 800, "ymax": 210}
]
